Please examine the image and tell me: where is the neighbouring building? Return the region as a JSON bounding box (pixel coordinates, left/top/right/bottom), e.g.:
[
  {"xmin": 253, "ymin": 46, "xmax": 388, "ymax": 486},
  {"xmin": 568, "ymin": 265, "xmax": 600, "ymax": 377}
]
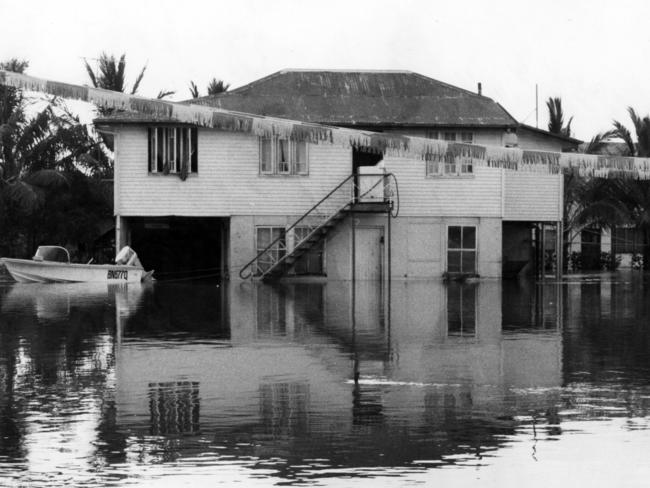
[{"xmin": 96, "ymin": 70, "xmax": 574, "ymax": 281}]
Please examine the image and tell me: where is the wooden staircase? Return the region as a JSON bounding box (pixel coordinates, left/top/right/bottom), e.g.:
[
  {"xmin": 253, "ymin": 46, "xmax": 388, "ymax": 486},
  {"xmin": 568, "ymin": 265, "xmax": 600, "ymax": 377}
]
[{"xmin": 239, "ymin": 173, "xmax": 398, "ymax": 282}]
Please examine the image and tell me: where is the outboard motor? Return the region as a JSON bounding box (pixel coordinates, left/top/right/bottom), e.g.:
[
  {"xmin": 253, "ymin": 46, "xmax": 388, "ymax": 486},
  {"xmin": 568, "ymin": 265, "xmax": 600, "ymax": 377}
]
[{"xmin": 115, "ymin": 246, "xmax": 143, "ymax": 268}]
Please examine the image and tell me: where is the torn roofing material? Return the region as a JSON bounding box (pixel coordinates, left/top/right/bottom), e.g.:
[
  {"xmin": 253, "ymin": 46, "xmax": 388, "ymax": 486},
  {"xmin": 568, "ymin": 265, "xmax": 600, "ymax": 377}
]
[{"xmin": 2, "ymin": 69, "xmax": 650, "ymax": 179}]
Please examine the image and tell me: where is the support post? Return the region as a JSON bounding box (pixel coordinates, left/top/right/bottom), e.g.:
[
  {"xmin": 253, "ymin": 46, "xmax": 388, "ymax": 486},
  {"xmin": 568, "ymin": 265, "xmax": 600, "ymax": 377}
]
[
  {"xmin": 556, "ymin": 220, "xmax": 563, "ymax": 280},
  {"xmin": 351, "ymin": 210, "xmax": 356, "ymax": 282},
  {"xmin": 540, "ymin": 223, "xmax": 546, "ymax": 280}
]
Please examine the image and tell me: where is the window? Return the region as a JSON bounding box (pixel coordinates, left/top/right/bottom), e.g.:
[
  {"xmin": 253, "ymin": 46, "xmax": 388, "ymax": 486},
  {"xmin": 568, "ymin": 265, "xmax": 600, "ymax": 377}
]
[
  {"xmin": 425, "ymin": 129, "xmax": 438, "ymax": 139},
  {"xmin": 460, "ymin": 132, "xmax": 474, "ymax": 144},
  {"xmin": 443, "ymin": 132, "xmax": 456, "ymax": 141},
  {"xmin": 426, "ymin": 153, "xmax": 473, "ymax": 177},
  {"xmin": 260, "ymin": 137, "xmax": 308, "ymax": 175},
  {"xmin": 256, "ymin": 226, "xmax": 287, "ymax": 275},
  {"xmin": 447, "ymin": 225, "xmax": 476, "ymax": 275},
  {"xmin": 148, "ymin": 127, "xmax": 198, "ymax": 174},
  {"xmin": 447, "ymin": 283, "xmax": 477, "ymax": 337}
]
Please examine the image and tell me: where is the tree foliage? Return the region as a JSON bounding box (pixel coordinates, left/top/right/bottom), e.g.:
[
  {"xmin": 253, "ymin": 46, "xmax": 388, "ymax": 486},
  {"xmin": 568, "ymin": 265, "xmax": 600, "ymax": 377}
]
[
  {"xmin": 546, "ymin": 97, "xmax": 573, "ymax": 137},
  {"xmin": 1, "ymin": 58, "xmax": 112, "ymax": 259},
  {"xmin": 188, "ymin": 77, "xmax": 230, "ymax": 98},
  {"xmin": 84, "ymin": 52, "xmax": 146, "ymax": 95}
]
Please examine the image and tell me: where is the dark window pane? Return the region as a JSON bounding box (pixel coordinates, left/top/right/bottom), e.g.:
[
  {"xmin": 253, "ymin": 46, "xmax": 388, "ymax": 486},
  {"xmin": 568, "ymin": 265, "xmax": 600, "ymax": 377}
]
[
  {"xmin": 176, "ymin": 128, "xmax": 182, "ymax": 172},
  {"xmin": 448, "ymin": 226, "xmax": 462, "ymax": 249},
  {"xmin": 448, "ymin": 250, "xmax": 461, "ymax": 273},
  {"xmin": 191, "ymin": 128, "xmax": 198, "ymax": 173},
  {"xmin": 148, "ymin": 128, "xmax": 153, "ymax": 171},
  {"xmin": 461, "ymin": 251, "xmax": 476, "ymax": 274},
  {"xmin": 156, "ymin": 128, "xmax": 164, "ymax": 172},
  {"xmin": 462, "ymin": 227, "xmax": 476, "ymax": 249}
]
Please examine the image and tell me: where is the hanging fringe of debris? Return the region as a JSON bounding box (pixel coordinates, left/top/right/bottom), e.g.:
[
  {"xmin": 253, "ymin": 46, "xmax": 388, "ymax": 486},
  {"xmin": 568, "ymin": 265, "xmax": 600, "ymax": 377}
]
[
  {"xmin": 4, "ymin": 69, "xmax": 650, "ymax": 179},
  {"xmin": 484, "ymin": 146, "xmax": 522, "ymax": 170}
]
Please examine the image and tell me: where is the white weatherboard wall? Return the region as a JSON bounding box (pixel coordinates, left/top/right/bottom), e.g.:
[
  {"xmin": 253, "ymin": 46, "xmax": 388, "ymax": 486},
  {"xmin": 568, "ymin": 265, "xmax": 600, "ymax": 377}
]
[
  {"xmin": 384, "ymin": 156, "xmax": 502, "ymax": 217},
  {"xmin": 115, "ymin": 127, "xmax": 352, "ymax": 217},
  {"xmin": 503, "ymin": 172, "xmax": 562, "ymax": 221}
]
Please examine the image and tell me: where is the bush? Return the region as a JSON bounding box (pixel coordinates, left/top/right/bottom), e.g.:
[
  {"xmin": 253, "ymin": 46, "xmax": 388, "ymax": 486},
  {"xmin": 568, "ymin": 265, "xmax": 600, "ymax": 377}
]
[
  {"xmin": 632, "ymin": 253, "xmax": 644, "ymax": 269},
  {"xmin": 568, "ymin": 251, "xmax": 582, "ymax": 271},
  {"xmin": 599, "ymin": 251, "xmax": 621, "ymax": 271}
]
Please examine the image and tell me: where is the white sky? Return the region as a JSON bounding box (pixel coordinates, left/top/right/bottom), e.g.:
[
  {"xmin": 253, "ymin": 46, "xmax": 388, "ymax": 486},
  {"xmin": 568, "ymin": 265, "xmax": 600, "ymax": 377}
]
[{"xmin": 2, "ymin": 0, "xmax": 650, "ymax": 141}]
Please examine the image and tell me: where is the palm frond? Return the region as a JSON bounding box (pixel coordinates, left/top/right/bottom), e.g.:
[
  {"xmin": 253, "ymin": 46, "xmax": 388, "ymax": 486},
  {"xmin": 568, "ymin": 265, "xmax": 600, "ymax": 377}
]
[
  {"xmin": 83, "ymin": 58, "xmax": 98, "ymax": 88},
  {"xmin": 156, "ymin": 89, "xmax": 175, "ymax": 100},
  {"xmin": 611, "ymin": 119, "xmax": 635, "ymax": 155},
  {"xmin": 189, "ymin": 81, "xmax": 200, "ymax": 99},
  {"xmin": 130, "ymin": 63, "xmax": 147, "ymax": 95}
]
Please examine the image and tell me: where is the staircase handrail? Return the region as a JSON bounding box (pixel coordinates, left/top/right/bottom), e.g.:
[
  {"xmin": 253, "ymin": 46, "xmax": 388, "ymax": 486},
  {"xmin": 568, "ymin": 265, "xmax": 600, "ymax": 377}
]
[{"xmin": 239, "ymin": 172, "xmax": 398, "ymax": 280}]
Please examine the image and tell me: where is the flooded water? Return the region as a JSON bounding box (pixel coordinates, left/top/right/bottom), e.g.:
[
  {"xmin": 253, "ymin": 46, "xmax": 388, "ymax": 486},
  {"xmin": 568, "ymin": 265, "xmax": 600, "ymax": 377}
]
[{"xmin": 1, "ymin": 273, "xmax": 650, "ymax": 487}]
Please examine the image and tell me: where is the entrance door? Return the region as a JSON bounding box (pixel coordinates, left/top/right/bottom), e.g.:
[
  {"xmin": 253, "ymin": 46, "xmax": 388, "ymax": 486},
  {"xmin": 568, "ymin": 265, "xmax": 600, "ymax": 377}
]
[{"xmin": 355, "ymin": 226, "xmax": 383, "ymax": 280}]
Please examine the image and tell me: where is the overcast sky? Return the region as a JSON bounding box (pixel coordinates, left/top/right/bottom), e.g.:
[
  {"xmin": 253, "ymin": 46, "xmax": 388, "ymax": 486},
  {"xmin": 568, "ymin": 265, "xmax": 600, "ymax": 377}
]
[{"xmin": 2, "ymin": 0, "xmax": 650, "ymax": 141}]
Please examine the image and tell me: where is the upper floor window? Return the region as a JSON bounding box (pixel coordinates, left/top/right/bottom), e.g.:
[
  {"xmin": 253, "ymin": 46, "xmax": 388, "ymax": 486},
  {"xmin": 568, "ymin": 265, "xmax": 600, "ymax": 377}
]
[
  {"xmin": 442, "ymin": 132, "xmax": 456, "ymax": 141},
  {"xmin": 148, "ymin": 127, "xmax": 198, "ymax": 175},
  {"xmin": 426, "ymin": 153, "xmax": 473, "ymax": 177},
  {"xmin": 260, "ymin": 137, "xmax": 308, "ymax": 175}
]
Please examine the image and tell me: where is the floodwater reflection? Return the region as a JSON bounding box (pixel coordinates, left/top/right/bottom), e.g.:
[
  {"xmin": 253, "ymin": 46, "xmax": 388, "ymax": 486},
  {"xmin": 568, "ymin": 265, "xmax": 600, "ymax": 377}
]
[{"xmin": 1, "ymin": 275, "xmax": 650, "ymax": 486}]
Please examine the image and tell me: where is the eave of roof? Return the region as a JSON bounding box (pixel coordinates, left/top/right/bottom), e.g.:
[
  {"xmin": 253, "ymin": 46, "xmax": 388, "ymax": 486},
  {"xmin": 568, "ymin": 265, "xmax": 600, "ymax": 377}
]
[{"xmin": 518, "ymin": 123, "xmax": 583, "ymax": 145}]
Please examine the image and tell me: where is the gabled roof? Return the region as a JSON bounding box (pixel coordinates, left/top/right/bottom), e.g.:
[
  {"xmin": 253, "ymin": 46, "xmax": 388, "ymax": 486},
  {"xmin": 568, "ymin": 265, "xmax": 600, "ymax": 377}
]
[{"xmin": 187, "ymin": 70, "xmax": 518, "ymax": 128}]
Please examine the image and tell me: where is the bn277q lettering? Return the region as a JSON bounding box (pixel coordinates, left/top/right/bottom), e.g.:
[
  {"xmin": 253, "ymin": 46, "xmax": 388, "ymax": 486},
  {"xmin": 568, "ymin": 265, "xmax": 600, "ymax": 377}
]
[{"xmin": 107, "ymin": 270, "xmax": 128, "ymax": 280}]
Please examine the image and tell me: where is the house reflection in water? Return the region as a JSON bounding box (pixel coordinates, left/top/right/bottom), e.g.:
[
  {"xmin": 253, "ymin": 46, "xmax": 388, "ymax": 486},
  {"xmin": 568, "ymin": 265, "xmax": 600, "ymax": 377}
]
[{"xmin": 110, "ymin": 278, "xmax": 565, "ymax": 467}]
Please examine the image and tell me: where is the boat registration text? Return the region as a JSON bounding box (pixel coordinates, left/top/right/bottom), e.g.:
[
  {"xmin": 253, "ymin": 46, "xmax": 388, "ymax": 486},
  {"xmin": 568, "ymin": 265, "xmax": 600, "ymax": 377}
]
[{"xmin": 107, "ymin": 270, "xmax": 128, "ymax": 280}]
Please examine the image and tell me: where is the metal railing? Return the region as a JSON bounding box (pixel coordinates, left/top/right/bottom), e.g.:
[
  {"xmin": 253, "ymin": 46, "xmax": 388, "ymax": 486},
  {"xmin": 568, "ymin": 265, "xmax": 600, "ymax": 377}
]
[{"xmin": 239, "ymin": 172, "xmax": 398, "ymax": 280}]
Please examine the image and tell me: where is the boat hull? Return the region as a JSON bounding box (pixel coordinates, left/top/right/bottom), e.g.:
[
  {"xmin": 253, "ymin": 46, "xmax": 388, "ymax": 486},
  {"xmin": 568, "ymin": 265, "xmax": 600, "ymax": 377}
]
[{"xmin": 1, "ymin": 258, "xmax": 145, "ymax": 283}]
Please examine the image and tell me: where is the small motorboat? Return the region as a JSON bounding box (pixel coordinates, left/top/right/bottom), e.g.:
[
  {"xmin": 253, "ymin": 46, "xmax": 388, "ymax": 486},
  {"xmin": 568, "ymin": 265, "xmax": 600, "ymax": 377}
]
[{"xmin": 1, "ymin": 245, "xmax": 153, "ymax": 283}]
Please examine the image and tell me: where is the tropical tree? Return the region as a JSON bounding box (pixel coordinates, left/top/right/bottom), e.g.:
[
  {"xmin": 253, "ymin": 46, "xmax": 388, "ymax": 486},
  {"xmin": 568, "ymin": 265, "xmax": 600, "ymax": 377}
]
[
  {"xmin": 0, "ymin": 58, "xmax": 111, "ymax": 257},
  {"xmin": 188, "ymin": 77, "xmax": 230, "ymax": 98},
  {"xmin": 207, "ymin": 78, "xmax": 230, "ymax": 95},
  {"xmin": 611, "ymin": 107, "xmax": 650, "ymax": 157},
  {"xmin": 84, "ymin": 52, "xmax": 146, "ymax": 95},
  {"xmin": 547, "ymin": 97, "xmax": 573, "ymax": 137}
]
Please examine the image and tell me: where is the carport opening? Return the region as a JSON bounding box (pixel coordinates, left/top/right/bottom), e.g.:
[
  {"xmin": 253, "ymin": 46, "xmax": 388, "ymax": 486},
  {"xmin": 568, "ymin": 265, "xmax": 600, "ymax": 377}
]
[{"xmin": 128, "ymin": 217, "xmax": 228, "ymax": 281}]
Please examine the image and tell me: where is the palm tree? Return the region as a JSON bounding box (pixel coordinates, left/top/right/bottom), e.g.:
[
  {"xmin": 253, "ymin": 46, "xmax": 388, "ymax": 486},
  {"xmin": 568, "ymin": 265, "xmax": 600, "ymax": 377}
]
[
  {"xmin": 188, "ymin": 78, "xmax": 230, "ymax": 98},
  {"xmin": 611, "ymin": 107, "xmax": 650, "ymax": 157},
  {"xmin": 84, "ymin": 52, "xmax": 146, "ymax": 95},
  {"xmin": 547, "ymin": 97, "xmax": 573, "ymax": 137},
  {"xmin": 207, "ymin": 78, "xmax": 230, "ymax": 95}
]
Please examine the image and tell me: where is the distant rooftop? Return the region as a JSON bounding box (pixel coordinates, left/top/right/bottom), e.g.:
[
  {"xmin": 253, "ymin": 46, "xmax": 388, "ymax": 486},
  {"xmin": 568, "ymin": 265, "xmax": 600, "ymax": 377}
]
[{"xmin": 185, "ymin": 69, "xmax": 518, "ymax": 128}]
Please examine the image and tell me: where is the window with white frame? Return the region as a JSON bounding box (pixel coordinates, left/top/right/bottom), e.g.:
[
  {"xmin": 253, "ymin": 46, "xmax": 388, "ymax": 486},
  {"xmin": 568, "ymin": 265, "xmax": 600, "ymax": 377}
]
[
  {"xmin": 426, "ymin": 153, "xmax": 473, "ymax": 177},
  {"xmin": 255, "ymin": 226, "xmax": 287, "ymax": 275},
  {"xmin": 148, "ymin": 127, "xmax": 198, "ymax": 174},
  {"xmin": 447, "ymin": 225, "xmax": 477, "ymax": 275},
  {"xmin": 260, "ymin": 137, "xmax": 308, "ymax": 175}
]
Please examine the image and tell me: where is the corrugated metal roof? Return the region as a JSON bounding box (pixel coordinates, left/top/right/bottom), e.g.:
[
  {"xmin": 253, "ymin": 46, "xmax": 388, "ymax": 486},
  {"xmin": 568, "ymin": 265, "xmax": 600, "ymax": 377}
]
[{"xmin": 187, "ymin": 70, "xmax": 517, "ymax": 128}]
